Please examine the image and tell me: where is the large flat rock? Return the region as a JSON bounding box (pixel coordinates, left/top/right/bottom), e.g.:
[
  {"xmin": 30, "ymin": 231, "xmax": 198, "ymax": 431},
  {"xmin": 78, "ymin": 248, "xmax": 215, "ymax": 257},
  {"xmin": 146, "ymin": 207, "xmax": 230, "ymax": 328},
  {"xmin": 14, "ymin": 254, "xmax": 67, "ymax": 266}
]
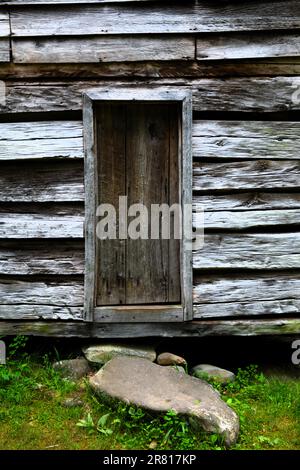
[{"xmin": 90, "ymin": 356, "xmax": 239, "ymax": 447}]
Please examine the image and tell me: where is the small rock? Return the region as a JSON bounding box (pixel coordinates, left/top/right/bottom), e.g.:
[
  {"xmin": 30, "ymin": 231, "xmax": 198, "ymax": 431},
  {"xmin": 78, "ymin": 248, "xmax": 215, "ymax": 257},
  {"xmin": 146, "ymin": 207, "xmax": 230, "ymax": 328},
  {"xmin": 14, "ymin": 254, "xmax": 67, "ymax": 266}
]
[
  {"xmin": 90, "ymin": 356, "xmax": 239, "ymax": 447},
  {"xmin": 82, "ymin": 343, "xmax": 156, "ymax": 365},
  {"xmin": 149, "ymin": 441, "xmax": 158, "ymax": 449},
  {"xmin": 157, "ymin": 352, "xmax": 186, "ymax": 367},
  {"xmin": 192, "ymin": 364, "xmax": 235, "ymax": 385},
  {"xmin": 53, "ymin": 358, "xmax": 92, "ymax": 380},
  {"xmin": 62, "ymin": 398, "xmax": 84, "ymax": 408}
]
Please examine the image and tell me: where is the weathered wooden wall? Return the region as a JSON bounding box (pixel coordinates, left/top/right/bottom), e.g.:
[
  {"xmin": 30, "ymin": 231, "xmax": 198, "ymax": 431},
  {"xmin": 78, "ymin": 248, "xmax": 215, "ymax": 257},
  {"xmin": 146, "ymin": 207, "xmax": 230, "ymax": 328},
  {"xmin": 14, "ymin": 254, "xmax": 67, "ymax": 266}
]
[{"xmin": 0, "ymin": 0, "xmax": 299, "ymax": 335}]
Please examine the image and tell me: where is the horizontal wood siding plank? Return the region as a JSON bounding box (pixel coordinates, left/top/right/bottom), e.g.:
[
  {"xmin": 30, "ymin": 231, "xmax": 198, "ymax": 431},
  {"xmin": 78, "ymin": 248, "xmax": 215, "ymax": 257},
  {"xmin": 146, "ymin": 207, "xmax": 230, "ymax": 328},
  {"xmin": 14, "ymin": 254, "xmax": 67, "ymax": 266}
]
[
  {"xmin": 0, "ymin": 279, "xmax": 83, "ymax": 319},
  {"xmin": 0, "ymin": 161, "xmax": 84, "ymax": 202},
  {"xmin": 193, "ymin": 121, "xmax": 300, "ymax": 160},
  {"xmin": 193, "ymin": 121, "xmax": 300, "ymax": 139},
  {"xmin": 0, "ymin": 120, "xmax": 82, "ymax": 140},
  {"xmin": 0, "ymin": 121, "xmax": 83, "ymax": 160},
  {"xmin": 197, "ymin": 33, "xmax": 300, "ymax": 60},
  {"xmin": 0, "ymin": 319, "xmax": 299, "ymax": 337},
  {"xmin": 0, "ymin": 241, "xmax": 84, "ymax": 275},
  {"xmin": 194, "ymin": 233, "xmax": 300, "ymax": 270},
  {"xmin": 193, "ymin": 300, "xmax": 300, "ymax": 319},
  {"xmin": 0, "ymin": 305, "xmax": 83, "ymax": 320},
  {"xmin": 12, "ymin": 37, "xmax": 195, "ymax": 63},
  {"xmin": 2, "ymin": 78, "xmax": 300, "ymax": 113},
  {"xmin": 194, "ymin": 193, "xmax": 300, "ymax": 212},
  {"xmin": 0, "ymin": 279, "xmax": 83, "ymax": 305},
  {"xmin": 10, "ymin": 2, "xmax": 300, "ymax": 36},
  {"xmin": 193, "ymin": 161, "xmax": 300, "ymax": 191},
  {"xmin": 0, "ymin": 12, "xmax": 9, "ymax": 37},
  {"xmin": 194, "ymin": 273, "xmax": 300, "ymax": 303},
  {"xmin": 2, "ymin": 62, "xmax": 300, "ymax": 80},
  {"xmin": 194, "ymin": 209, "xmax": 300, "ymax": 230},
  {"xmin": 0, "ymin": 209, "xmax": 83, "ymax": 238}
]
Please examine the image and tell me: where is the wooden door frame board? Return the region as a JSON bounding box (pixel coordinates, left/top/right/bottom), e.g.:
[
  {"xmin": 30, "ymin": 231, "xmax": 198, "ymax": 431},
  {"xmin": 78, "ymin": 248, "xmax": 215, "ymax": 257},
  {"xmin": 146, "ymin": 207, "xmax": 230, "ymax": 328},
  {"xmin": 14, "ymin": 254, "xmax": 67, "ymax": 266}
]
[{"xmin": 83, "ymin": 87, "xmax": 193, "ymax": 323}]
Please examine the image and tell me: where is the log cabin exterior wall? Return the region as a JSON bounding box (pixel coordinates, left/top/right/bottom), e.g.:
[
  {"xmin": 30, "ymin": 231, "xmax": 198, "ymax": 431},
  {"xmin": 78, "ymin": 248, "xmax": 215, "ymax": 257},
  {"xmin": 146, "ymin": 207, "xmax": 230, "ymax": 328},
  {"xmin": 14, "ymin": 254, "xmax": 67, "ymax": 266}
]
[{"xmin": 0, "ymin": 0, "xmax": 299, "ymax": 337}]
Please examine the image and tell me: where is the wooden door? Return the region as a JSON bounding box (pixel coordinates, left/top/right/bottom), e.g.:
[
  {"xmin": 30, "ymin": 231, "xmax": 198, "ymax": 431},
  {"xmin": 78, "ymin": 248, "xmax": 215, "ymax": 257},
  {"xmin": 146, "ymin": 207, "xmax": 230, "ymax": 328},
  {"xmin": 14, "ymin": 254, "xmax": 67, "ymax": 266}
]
[{"xmin": 95, "ymin": 102, "xmax": 181, "ymax": 306}]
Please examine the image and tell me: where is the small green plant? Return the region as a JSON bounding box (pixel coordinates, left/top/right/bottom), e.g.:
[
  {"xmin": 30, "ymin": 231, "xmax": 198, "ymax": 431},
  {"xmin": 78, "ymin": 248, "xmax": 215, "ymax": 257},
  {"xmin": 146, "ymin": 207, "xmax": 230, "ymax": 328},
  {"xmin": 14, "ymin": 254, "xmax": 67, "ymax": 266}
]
[
  {"xmin": 225, "ymin": 364, "xmax": 265, "ymax": 394},
  {"xmin": 160, "ymin": 410, "xmax": 196, "ymax": 448},
  {"xmin": 8, "ymin": 336, "xmax": 28, "ymax": 360},
  {"xmin": 77, "ymin": 412, "xmax": 114, "ymax": 436},
  {"xmin": 257, "ymin": 435, "xmax": 281, "ymax": 447},
  {"xmin": 76, "ymin": 413, "xmax": 95, "ymax": 434},
  {"xmin": 96, "ymin": 413, "xmax": 114, "ymax": 436}
]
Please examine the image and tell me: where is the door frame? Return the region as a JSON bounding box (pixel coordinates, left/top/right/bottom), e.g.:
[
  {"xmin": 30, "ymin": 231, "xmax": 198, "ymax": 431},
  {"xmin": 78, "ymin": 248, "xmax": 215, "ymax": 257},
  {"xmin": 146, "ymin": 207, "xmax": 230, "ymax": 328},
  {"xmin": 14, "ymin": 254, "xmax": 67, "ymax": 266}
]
[{"xmin": 83, "ymin": 87, "xmax": 193, "ymax": 323}]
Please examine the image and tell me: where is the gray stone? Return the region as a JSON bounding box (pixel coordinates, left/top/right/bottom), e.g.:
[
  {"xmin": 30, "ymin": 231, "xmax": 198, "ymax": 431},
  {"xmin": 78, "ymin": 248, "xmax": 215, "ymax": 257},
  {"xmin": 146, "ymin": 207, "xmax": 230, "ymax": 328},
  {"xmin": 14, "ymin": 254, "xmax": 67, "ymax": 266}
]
[
  {"xmin": 83, "ymin": 343, "xmax": 156, "ymax": 365},
  {"xmin": 53, "ymin": 358, "xmax": 91, "ymax": 380},
  {"xmin": 157, "ymin": 352, "xmax": 187, "ymax": 366},
  {"xmin": 62, "ymin": 397, "xmax": 84, "ymax": 408},
  {"xmin": 192, "ymin": 364, "xmax": 235, "ymax": 385},
  {"xmin": 90, "ymin": 356, "xmax": 239, "ymax": 447}
]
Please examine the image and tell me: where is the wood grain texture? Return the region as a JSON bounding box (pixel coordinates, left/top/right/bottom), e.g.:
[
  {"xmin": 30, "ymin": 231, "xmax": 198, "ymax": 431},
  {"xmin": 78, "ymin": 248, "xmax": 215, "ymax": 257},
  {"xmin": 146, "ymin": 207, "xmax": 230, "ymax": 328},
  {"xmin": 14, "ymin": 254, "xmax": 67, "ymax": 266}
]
[
  {"xmin": 0, "ymin": 279, "xmax": 83, "ymax": 320},
  {"xmin": 1, "ymin": 212, "xmax": 298, "ymax": 271},
  {"xmin": 194, "ymin": 193, "xmax": 300, "ymax": 212},
  {"xmin": 0, "ymin": 160, "xmax": 84, "ymax": 202},
  {"xmin": 197, "ymin": 33, "xmax": 300, "ymax": 60},
  {"xmin": 10, "ymin": 2, "xmax": 300, "ymax": 36},
  {"xmin": 0, "ymin": 11, "xmax": 9, "ymax": 38},
  {"xmin": 0, "ymin": 207, "xmax": 83, "ymax": 239},
  {"xmin": 0, "ymin": 273, "xmax": 299, "ymax": 320},
  {"xmin": 193, "ymin": 160, "xmax": 300, "ymax": 191},
  {"xmin": 2, "ymin": 61, "xmax": 300, "ymax": 80},
  {"xmin": 96, "ymin": 104, "xmax": 126, "ymax": 306},
  {"xmin": 0, "ymin": 319, "xmax": 299, "ymax": 337},
  {"xmin": 0, "ymin": 240, "xmax": 84, "ymax": 275},
  {"xmin": 83, "ymin": 94, "xmax": 96, "ymax": 321},
  {"xmin": 0, "ymin": 121, "xmax": 83, "ymax": 160},
  {"xmin": 12, "ymin": 37, "xmax": 195, "ymax": 63},
  {"xmin": 193, "ymin": 121, "xmax": 300, "ymax": 160},
  {"xmin": 2, "ymin": 77, "xmax": 300, "ymax": 114},
  {"xmin": 193, "ymin": 273, "xmax": 300, "ymax": 318},
  {"xmin": 1, "ymin": 207, "xmax": 298, "ymax": 240},
  {"xmin": 193, "ymin": 300, "xmax": 300, "ymax": 319},
  {"xmin": 125, "ymin": 103, "xmax": 175, "ymax": 304},
  {"xmin": 194, "ymin": 233, "xmax": 300, "ymax": 270},
  {"xmin": 194, "ymin": 273, "xmax": 300, "ymax": 304},
  {"xmin": 195, "ymin": 209, "xmax": 300, "ymax": 230},
  {"xmin": 94, "ymin": 305, "xmax": 183, "ymax": 323},
  {"xmin": 4, "ymin": 120, "xmax": 299, "ymax": 162}
]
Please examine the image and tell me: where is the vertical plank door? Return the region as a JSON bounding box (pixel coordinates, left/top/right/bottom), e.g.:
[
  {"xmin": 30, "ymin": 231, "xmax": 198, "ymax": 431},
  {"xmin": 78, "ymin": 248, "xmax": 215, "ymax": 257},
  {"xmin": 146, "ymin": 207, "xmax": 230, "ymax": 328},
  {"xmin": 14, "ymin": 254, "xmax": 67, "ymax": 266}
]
[{"xmin": 96, "ymin": 102, "xmax": 181, "ymax": 306}]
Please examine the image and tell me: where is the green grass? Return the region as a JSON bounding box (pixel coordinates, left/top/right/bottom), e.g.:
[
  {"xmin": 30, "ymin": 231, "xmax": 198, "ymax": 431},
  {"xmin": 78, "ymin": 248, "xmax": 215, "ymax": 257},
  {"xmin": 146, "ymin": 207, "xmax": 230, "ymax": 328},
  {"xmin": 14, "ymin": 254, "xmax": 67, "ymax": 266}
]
[{"xmin": 0, "ymin": 338, "xmax": 299, "ymax": 450}]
